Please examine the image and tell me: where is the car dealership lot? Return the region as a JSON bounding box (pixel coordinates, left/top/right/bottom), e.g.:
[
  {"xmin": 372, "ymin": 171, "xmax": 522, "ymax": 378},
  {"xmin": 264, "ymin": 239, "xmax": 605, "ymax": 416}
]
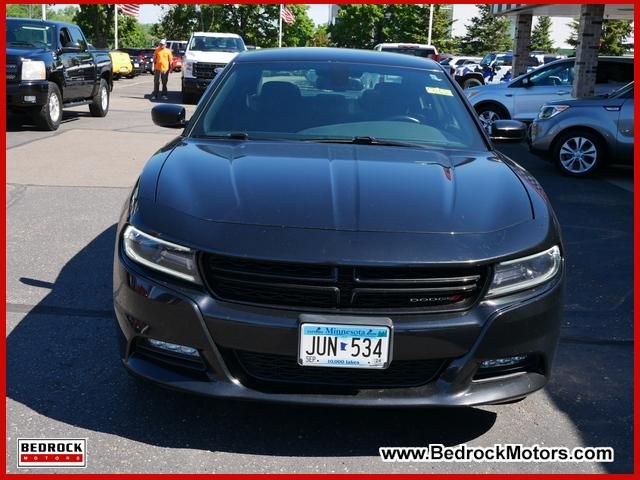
[{"xmin": 5, "ymin": 74, "xmax": 633, "ymax": 473}]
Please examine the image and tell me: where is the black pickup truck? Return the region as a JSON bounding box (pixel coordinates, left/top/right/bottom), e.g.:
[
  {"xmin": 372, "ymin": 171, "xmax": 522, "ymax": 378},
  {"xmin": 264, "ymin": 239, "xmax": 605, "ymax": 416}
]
[{"xmin": 6, "ymin": 18, "xmax": 113, "ymax": 130}]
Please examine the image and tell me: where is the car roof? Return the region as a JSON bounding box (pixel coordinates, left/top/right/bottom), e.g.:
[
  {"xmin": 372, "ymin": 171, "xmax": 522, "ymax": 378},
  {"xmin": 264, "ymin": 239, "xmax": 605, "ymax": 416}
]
[
  {"xmin": 234, "ymin": 47, "xmax": 441, "ymax": 70},
  {"xmin": 376, "ymin": 43, "xmax": 436, "ymax": 48},
  {"xmin": 191, "ymin": 32, "xmax": 242, "ymax": 38},
  {"xmin": 7, "ymin": 16, "xmax": 77, "ymax": 29}
]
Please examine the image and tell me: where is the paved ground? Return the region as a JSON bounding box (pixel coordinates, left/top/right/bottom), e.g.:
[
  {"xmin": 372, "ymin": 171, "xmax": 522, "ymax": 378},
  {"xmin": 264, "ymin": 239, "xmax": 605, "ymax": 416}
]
[{"xmin": 5, "ymin": 73, "xmax": 633, "ymax": 473}]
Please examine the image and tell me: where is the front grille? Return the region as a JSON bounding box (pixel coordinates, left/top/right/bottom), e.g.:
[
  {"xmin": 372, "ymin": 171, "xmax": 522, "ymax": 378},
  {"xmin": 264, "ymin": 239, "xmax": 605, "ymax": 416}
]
[
  {"xmin": 200, "ymin": 253, "xmax": 488, "ymax": 313},
  {"xmin": 225, "ymin": 349, "xmax": 447, "ymax": 391},
  {"xmin": 6, "ymin": 64, "xmax": 17, "ymax": 82},
  {"xmin": 193, "ymin": 62, "xmax": 225, "ymax": 79}
]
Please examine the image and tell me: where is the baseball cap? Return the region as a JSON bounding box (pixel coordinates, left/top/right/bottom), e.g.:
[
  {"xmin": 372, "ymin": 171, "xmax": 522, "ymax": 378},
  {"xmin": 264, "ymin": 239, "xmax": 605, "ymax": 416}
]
[{"xmin": 159, "ymin": 39, "xmax": 167, "ymax": 45}]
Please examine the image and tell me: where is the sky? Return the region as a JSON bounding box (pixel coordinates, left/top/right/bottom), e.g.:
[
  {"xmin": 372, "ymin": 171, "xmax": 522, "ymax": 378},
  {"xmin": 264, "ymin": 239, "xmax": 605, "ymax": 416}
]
[{"xmin": 53, "ymin": 4, "xmax": 577, "ymax": 49}]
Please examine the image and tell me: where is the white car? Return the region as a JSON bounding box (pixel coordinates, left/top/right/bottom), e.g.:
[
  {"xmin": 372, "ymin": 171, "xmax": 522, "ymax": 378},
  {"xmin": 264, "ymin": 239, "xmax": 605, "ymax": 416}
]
[
  {"xmin": 373, "ymin": 43, "xmax": 439, "ymax": 61},
  {"xmin": 181, "ymin": 32, "xmax": 246, "ymax": 104}
]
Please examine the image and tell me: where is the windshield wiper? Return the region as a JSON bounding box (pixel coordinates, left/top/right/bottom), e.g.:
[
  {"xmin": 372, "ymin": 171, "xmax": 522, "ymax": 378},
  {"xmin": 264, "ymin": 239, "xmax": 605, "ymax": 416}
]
[{"xmin": 304, "ymin": 136, "xmax": 428, "ymax": 149}]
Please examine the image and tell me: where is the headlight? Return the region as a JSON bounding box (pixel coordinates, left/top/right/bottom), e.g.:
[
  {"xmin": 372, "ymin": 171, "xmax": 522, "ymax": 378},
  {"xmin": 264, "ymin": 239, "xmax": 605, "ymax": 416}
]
[
  {"xmin": 122, "ymin": 225, "xmax": 200, "ymax": 283},
  {"xmin": 21, "ymin": 60, "xmax": 46, "ymax": 81},
  {"xmin": 538, "ymin": 104, "xmax": 569, "ymax": 120},
  {"xmin": 486, "ymin": 246, "xmax": 562, "ymax": 298},
  {"xmin": 184, "ymin": 60, "xmax": 195, "ymax": 77}
]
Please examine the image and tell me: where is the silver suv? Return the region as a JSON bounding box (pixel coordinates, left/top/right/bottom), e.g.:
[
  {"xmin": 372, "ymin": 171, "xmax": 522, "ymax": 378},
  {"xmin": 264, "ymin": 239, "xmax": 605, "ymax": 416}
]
[{"xmin": 465, "ymin": 57, "xmax": 633, "ymax": 131}]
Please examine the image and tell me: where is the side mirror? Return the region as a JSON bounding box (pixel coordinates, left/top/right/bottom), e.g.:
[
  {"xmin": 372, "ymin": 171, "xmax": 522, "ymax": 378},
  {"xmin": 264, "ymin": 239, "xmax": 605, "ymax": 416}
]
[
  {"xmin": 151, "ymin": 104, "xmax": 186, "ymax": 129},
  {"xmin": 60, "ymin": 42, "xmax": 82, "ymax": 53},
  {"xmin": 490, "ymin": 120, "xmax": 527, "ymax": 143}
]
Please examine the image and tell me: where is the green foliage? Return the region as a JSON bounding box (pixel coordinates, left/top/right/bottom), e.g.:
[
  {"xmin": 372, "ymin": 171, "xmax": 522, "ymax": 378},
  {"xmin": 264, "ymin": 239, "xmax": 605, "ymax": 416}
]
[
  {"xmin": 310, "ymin": 24, "xmax": 330, "ymax": 47},
  {"xmin": 73, "ymin": 5, "xmax": 148, "ymax": 49},
  {"xmin": 328, "ymin": 4, "xmax": 455, "ymax": 51},
  {"xmin": 457, "ymin": 5, "xmax": 512, "ymax": 55},
  {"xmin": 530, "ymin": 17, "xmax": 556, "ymax": 52},
  {"xmin": 567, "ymin": 18, "xmax": 633, "ymax": 55},
  {"xmin": 152, "ymin": 4, "xmax": 314, "ymax": 48},
  {"xmin": 7, "ymin": 4, "xmax": 77, "ymax": 21},
  {"xmin": 47, "ymin": 6, "xmax": 78, "ymax": 23}
]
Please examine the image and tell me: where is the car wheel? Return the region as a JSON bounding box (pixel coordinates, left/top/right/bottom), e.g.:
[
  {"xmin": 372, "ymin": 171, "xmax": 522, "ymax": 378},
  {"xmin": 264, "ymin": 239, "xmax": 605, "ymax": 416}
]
[
  {"xmin": 553, "ymin": 130, "xmax": 603, "ymax": 177},
  {"xmin": 89, "ymin": 78, "xmax": 110, "ymax": 117},
  {"xmin": 463, "ymin": 76, "xmax": 483, "ymax": 89},
  {"xmin": 475, "ymin": 104, "xmax": 507, "ymax": 133},
  {"xmin": 34, "ymin": 81, "xmax": 62, "ymax": 131}
]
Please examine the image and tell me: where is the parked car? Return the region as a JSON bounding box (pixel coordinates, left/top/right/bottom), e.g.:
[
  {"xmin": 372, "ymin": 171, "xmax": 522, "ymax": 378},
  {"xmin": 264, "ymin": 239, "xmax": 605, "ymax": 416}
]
[
  {"xmin": 110, "ymin": 50, "xmax": 133, "ymax": 79},
  {"xmin": 170, "ymin": 49, "xmax": 183, "ymax": 72},
  {"xmin": 181, "ymin": 32, "xmax": 246, "ymax": 103},
  {"xmin": 374, "ymin": 42, "xmax": 439, "ymax": 61},
  {"xmin": 465, "ymin": 56, "xmax": 634, "ymax": 131},
  {"xmin": 115, "ymin": 48, "xmax": 564, "ymax": 407},
  {"xmin": 118, "ymin": 48, "xmax": 146, "ymax": 77},
  {"xmin": 454, "ymin": 52, "xmax": 545, "ymax": 89},
  {"xmin": 167, "ymin": 40, "xmax": 187, "ymax": 53},
  {"xmin": 529, "ymin": 81, "xmax": 634, "ymax": 177},
  {"xmin": 6, "ymin": 17, "xmax": 112, "ymax": 130},
  {"xmin": 440, "ymin": 55, "xmax": 482, "ymax": 76},
  {"xmin": 137, "ymin": 48, "xmax": 156, "ymax": 73}
]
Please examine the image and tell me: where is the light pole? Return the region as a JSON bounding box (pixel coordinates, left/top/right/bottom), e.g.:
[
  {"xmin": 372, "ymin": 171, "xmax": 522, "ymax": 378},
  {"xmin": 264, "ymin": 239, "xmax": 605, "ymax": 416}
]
[
  {"xmin": 428, "ymin": 4, "xmax": 434, "ymax": 45},
  {"xmin": 42, "ymin": 4, "xmax": 46, "ymax": 20}
]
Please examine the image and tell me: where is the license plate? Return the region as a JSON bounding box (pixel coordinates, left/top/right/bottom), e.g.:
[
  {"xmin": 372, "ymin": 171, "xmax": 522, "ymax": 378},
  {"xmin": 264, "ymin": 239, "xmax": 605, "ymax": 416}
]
[
  {"xmin": 134, "ymin": 63, "xmax": 139, "ymax": 67},
  {"xmin": 299, "ymin": 323, "xmax": 391, "ymax": 369}
]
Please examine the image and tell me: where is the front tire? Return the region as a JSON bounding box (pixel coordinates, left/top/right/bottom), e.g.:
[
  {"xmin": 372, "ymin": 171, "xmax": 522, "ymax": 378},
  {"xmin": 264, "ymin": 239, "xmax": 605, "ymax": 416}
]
[
  {"xmin": 89, "ymin": 79, "xmax": 110, "ymax": 117},
  {"xmin": 463, "ymin": 76, "xmax": 483, "ymax": 89},
  {"xmin": 34, "ymin": 81, "xmax": 62, "ymax": 131},
  {"xmin": 553, "ymin": 130, "xmax": 603, "ymax": 177}
]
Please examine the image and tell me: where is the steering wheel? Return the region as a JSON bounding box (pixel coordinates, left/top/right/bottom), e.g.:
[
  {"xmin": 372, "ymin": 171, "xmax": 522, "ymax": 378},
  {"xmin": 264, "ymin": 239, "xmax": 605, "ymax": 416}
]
[{"xmin": 385, "ymin": 115, "xmax": 422, "ymax": 124}]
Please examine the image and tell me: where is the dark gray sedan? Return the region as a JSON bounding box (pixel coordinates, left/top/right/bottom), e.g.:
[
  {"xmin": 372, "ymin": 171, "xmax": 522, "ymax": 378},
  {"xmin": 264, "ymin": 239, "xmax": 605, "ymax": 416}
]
[{"xmin": 530, "ymin": 82, "xmax": 634, "ymax": 177}]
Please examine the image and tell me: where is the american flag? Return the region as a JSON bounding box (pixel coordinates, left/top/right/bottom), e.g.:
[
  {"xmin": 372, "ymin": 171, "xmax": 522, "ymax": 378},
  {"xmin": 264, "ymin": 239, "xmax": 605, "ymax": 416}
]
[
  {"xmin": 117, "ymin": 4, "xmax": 140, "ymax": 17},
  {"xmin": 281, "ymin": 5, "xmax": 295, "ymax": 25}
]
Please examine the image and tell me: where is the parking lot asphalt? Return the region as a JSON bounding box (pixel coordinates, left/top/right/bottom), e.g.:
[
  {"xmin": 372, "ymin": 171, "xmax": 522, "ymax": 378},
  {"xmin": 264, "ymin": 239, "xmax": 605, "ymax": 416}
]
[{"xmin": 5, "ymin": 73, "xmax": 633, "ymax": 473}]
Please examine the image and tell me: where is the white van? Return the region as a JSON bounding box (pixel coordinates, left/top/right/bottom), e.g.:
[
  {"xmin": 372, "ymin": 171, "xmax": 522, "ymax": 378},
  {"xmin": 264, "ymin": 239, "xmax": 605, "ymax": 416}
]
[{"xmin": 181, "ymin": 32, "xmax": 246, "ymax": 103}]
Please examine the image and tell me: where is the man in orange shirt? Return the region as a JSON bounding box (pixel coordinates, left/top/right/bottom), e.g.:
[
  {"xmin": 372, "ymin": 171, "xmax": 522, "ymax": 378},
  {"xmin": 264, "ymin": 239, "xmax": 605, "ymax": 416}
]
[{"xmin": 151, "ymin": 39, "xmax": 173, "ymax": 100}]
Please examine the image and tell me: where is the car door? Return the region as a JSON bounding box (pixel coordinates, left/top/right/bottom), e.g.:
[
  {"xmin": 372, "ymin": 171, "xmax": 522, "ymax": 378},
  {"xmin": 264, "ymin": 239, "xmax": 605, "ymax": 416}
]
[
  {"xmin": 57, "ymin": 26, "xmax": 82, "ymax": 100},
  {"xmin": 510, "ymin": 60, "xmax": 574, "ymax": 121},
  {"xmin": 616, "ymin": 94, "xmax": 634, "ymax": 163},
  {"xmin": 67, "ymin": 25, "xmax": 96, "ymax": 99}
]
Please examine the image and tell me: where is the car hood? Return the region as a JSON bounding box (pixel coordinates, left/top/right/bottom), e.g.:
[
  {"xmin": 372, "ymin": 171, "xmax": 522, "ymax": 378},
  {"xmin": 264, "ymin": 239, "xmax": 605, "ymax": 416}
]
[
  {"xmin": 547, "ymin": 95, "xmax": 619, "ymax": 108},
  {"xmin": 6, "ymin": 47, "xmax": 50, "ymax": 62},
  {"xmin": 185, "ymin": 50, "xmax": 238, "ymax": 64},
  {"xmin": 154, "ymin": 139, "xmax": 533, "ymax": 234}
]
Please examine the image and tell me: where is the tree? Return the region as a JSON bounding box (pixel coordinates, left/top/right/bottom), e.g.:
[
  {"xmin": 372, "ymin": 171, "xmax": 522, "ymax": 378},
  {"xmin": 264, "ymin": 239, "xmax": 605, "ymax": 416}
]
[
  {"xmin": 73, "ymin": 5, "xmax": 147, "ymax": 49},
  {"xmin": 458, "ymin": 5, "xmax": 511, "ymax": 55},
  {"xmin": 7, "ymin": 4, "xmax": 77, "ymax": 22},
  {"xmin": 310, "ymin": 24, "xmax": 330, "ymax": 47},
  {"xmin": 153, "ymin": 4, "xmax": 314, "ymax": 48},
  {"xmin": 567, "ymin": 18, "xmax": 633, "ymax": 55},
  {"xmin": 328, "ymin": 5, "xmax": 385, "ymax": 49},
  {"xmin": 530, "ymin": 16, "xmax": 556, "ymax": 52}
]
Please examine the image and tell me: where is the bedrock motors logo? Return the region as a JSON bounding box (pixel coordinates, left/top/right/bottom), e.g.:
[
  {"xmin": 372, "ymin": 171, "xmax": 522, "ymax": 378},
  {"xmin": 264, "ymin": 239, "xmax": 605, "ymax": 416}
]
[{"xmin": 18, "ymin": 439, "xmax": 87, "ymax": 468}]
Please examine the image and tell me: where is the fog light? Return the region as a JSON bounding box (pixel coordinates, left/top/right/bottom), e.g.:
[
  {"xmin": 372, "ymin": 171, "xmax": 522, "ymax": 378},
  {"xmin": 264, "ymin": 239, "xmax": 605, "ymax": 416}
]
[
  {"xmin": 146, "ymin": 338, "xmax": 199, "ymax": 357},
  {"xmin": 480, "ymin": 355, "xmax": 527, "ymax": 369},
  {"xmin": 23, "ymin": 95, "xmax": 36, "ymax": 103}
]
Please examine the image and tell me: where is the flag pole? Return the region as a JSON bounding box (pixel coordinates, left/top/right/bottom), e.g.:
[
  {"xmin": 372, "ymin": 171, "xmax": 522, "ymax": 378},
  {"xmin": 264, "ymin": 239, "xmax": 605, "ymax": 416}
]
[
  {"xmin": 278, "ymin": 4, "xmax": 283, "ymax": 48},
  {"xmin": 114, "ymin": 5, "xmax": 119, "ymax": 49}
]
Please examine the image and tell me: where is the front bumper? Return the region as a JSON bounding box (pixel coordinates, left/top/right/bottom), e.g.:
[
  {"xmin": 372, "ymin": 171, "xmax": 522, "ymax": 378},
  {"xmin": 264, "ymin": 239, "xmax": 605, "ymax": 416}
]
[
  {"xmin": 528, "ymin": 120, "xmax": 557, "ymax": 157},
  {"xmin": 182, "ymin": 76, "xmax": 215, "ymax": 95},
  {"xmin": 6, "ymin": 80, "xmax": 49, "ymax": 108},
  {"xmin": 114, "ymin": 243, "xmax": 565, "ymax": 407}
]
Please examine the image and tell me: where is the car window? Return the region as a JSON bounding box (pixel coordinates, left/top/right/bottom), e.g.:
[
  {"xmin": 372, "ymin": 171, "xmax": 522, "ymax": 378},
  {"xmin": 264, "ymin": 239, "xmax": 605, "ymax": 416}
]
[
  {"xmin": 188, "ymin": 35, "xmax": 245, "ymax": 52},
  {"xmin": 59, "ymin": 27, "xmax": 72, "ymax": 48},
  {"xmin": 596, "ymin": 61, "xmax": 634, "ymax": 84},
  {"xmin": 68, "ymin": 26, "xmax": 87, "ymax": 50},
  {"xmin": 528, "ymin": 62, "xmax": 574, "ymax": 86},
  {"xmin": 191, "ymin": 61, "xmax": 488, "ymax": 151}
]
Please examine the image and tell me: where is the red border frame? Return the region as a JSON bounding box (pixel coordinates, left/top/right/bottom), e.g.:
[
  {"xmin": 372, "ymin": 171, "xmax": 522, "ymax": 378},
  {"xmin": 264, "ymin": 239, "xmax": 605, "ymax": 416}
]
[{"xmin": 1, "ymin": 1, "xmax": 637, "ymax": 477}]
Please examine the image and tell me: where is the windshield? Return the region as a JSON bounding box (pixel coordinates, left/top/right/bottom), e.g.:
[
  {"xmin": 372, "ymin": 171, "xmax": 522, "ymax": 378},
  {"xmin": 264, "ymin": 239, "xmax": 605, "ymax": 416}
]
[
  {"xmin": 610, "ymin": 82, "xmax": 634, "ymax": 98},
  {"xmin": 188, "ymin": 35, "xmax": 245, "ymax": 52},
  {"xmin": 190, "ymin": 61, "xmax": 487, "ymax": 151},
  {"xmin": 6, "ymin": 20, "xmax": 55, "ymax": 49}
]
